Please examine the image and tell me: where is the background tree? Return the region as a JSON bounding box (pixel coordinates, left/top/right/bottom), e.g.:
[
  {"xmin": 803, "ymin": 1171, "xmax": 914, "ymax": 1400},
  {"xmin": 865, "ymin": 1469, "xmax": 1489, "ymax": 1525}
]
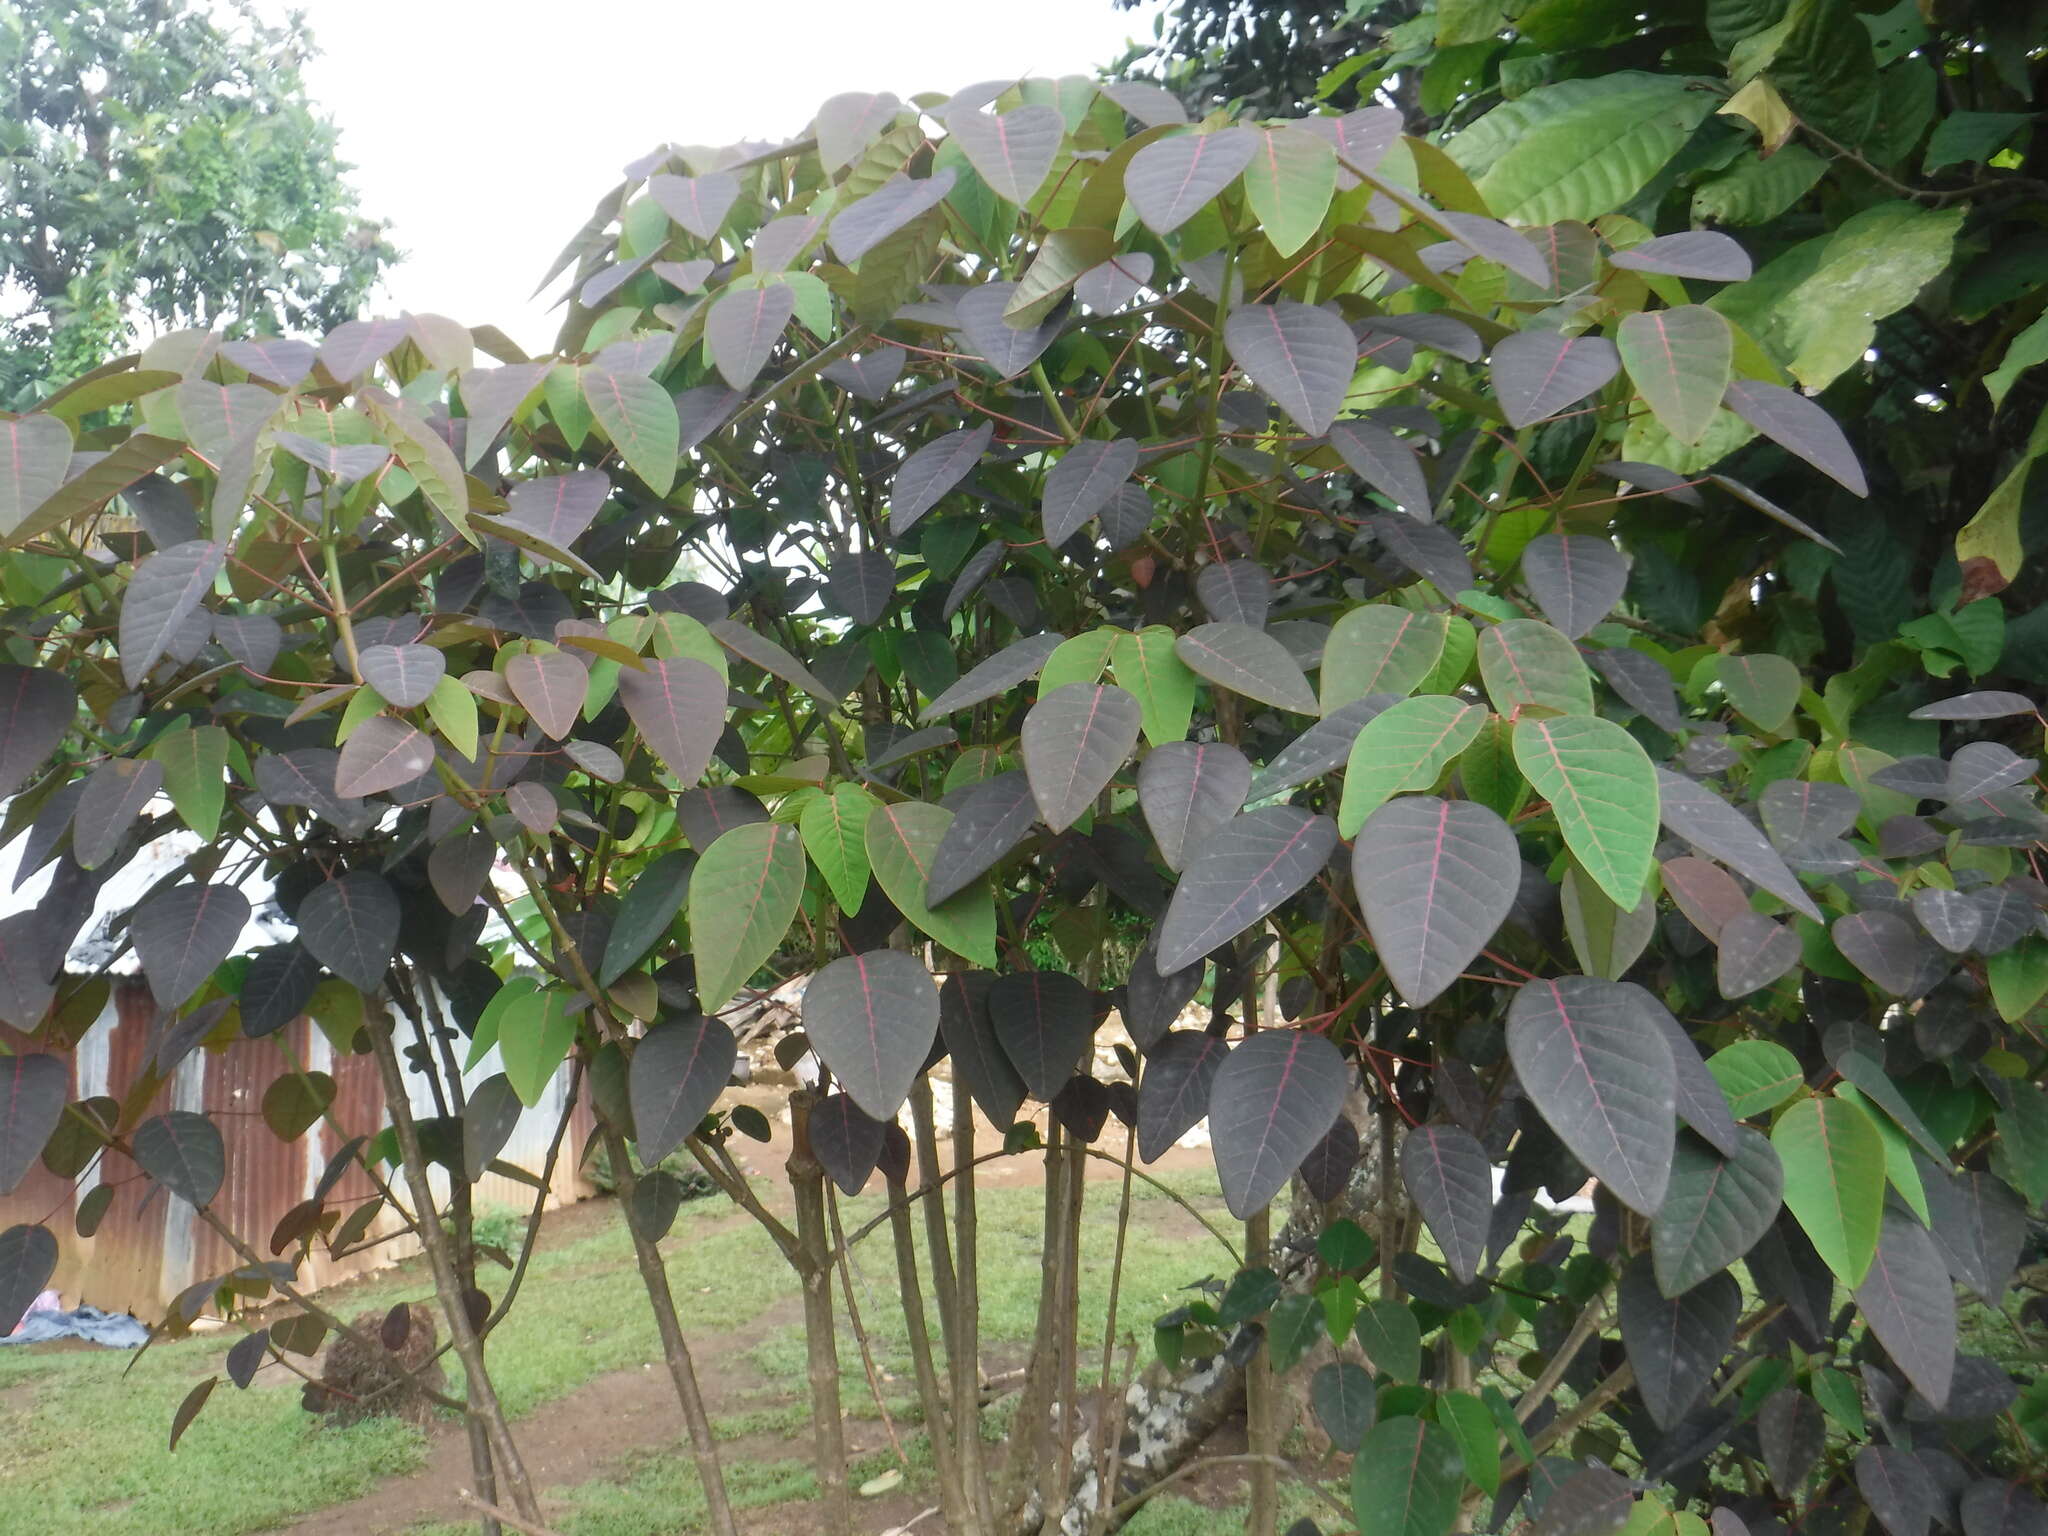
[{"xmin": 0, "ymin": 0, "xmax": 392, "ymax": 405}]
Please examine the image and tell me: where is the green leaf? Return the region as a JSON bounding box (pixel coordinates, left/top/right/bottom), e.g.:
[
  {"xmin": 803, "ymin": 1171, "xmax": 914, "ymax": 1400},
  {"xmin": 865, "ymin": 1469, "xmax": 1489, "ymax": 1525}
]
[
  {"xmin": 1512, "ymin": 715, "xmax": 1659, "ymax": 907},
  {"xmin": 499, "ymin": 987, "xmax": 580, "ymax": 1107},
  {"xmin": 1719, "ymin": 652, "xmax": 1801, "ymax": 732},
  {"xmin": 690, "ymin": 823, "xmax": 807, "ymax": 1012},
  {"xmin": 1618, "ymin": 307, "xmax": 1734, "ymax": 446},
  {"xmin": 1007, "ymin": 228, "xmax": 1116, "ymax": 328},
  {"xmin": 1836, "ymin": 1083, "xmax": 1929, "ymax": 1224},
  {"xmin": 1473, "ymin": 73, "xmax": 1715, "ymax": 224},
  {"xmin": 1241, "ymin": 126, "xmax": 1337, "ymax": 258},
  {"xmin": 466, "ymin": 976, "xmax": 538, "ymax": 1071},
  {"xmin": 1040, "ymin": 628, "xmax": 1118, "ymax": 693},
  {"xmin": 601, "ymin": 848, "xmax": 695, "ymax": 987},
  {"xmin": 801, "ymin": 784, "xmax": 877, "ymax": 914},
  {"xmin": 1988, "ymin": 937, "xmax": 2048, "ymax": 1024},
  {"xmin": 1477, "ymin": 619, "xmax": 1594, "ymax": 716},
  {"xmin": 1111, "ymin": 626, "xmax": 1197, "ymax": 746},
  {"xmin": 866, "ymin": 801, "xmax": 997, "ymax": 966},
  {"xmin": 1924, "ymin": 110, "xmax": 2030, "ymax": 173},
  {"xmin": 1773, "ymin": 1093, "xmax": 1887, "ymax": 1288},
  {"xmin": 1767, "ymin": 0, "xmax": 1879, "ymax": 149},
  {"xmin": 1438, "ymin": 1390, "xmax": 1501, "ymax": 1495},
  {"xmin": 151, "ymin": 725, "xmax": 228, "ymax": 842},
  {"xmin": 1322, "ymin": 607, "xmax": 1448, "ymax": 712},
  {"xmin": 1352, "ymin": 1417, "xmax": 1462, "ymax": 1536},
  {"xmin": 1706, "ymin": 1040, "xmax": 1803, "ymax": 1118},
  {"xmin": 1712, "ymin": 202, "xmax": 1964, "ymax": 391},
  {"xmin": 425, "ymin": 674, "xmax": 480, "ymax": 760},
  {"xmin": 1690, "ymin": 144, "xmax": 1828, "ymax": 227},
  {"xmin": 362, "ymin": 391, "xmax": 472, "ymax": 544},
  {"xmin": 1354, "ymin": 1298, "xmax": 1423, "ymax": 1382},
  {"xmin": 1337, "ymin": 695, "xmax": 1484, "ymax": 836},
  {"xmin": 582, "ymin": 369, "xmax": 679, "ymax": 497}
]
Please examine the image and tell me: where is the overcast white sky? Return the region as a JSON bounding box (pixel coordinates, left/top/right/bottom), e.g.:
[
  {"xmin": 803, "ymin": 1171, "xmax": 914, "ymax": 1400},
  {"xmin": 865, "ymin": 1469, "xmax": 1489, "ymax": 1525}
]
[{"xmin": 250, "ymin": 0, "xmax": 1164, "ymax": 352}]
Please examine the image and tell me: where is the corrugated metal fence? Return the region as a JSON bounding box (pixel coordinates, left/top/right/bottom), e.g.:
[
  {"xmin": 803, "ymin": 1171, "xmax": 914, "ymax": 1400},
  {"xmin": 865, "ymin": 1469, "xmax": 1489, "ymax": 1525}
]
[{"xmin": 1, "ymin": 980, "xmax": 595, "ymax": 1317}]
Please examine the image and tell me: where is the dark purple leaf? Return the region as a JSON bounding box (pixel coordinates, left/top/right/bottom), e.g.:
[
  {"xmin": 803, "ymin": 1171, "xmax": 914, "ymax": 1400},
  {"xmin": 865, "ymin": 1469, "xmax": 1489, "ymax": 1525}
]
[
  {"xmin": 820, "ymin": 349, "xmax": 906, "ymax": 401},
  {"xmin": 1195, "ymin": 561, "xmax": 1270, "ymax": 628},
  {"xmin": 1759, "ymin": 1388, "xmax": 1825, "ymax": 1495},
  {"xmin": 1834, "ymin": 911, "xmax": 1929, "ymax": 998},
  {"xmin": 1074, "ymin": 252, "xmax": 1154, "ymax": 311},
  {"xmin": 619, "ymin": 657, "xmax": 726, "ymax": 787},
  {"xmin": 1225, "ymin": 301, "xmax": 1356, "ymax": 436},
  {"xmin": 1651, "ymin": 1127, "xmax": 1783, "ymax": 1296},
  {"xmin": 0, "ymin": 667, "xmax": 74, "ymax": 800},
  {"xmin": 1521, "ymin": 533, "xmax": 1629, "ymax": 639},
  {"xmin": 0, "ymin": 1224, "xmax": 58, "ymax": 1335},
  {"xmin": 1960, "ymin": 1480, "xmax": 2046, "ymax": 1536},
  {"xmin": 119, "ymin": 540, "xmax": 224, "ymax": 688},
  {"xmin": 133, "ymin": 882, "xmax": 249, "ymax": 1010},
  {"xmin": 921, "ymin": 633, "xmax": 1061, "ymax": 719},
  {"xmin": 990, "ymin": 970, "xmax": 1095, "ymax": 1102},
  {"xmin": 1156, "ymin": 807, "xmax": 1337, "ymax": 974},
  {"xmin": 1858, "ymin": 1446, "xmax": 1943, "ymax": 1536},
  {"xmin": 1209, "ymin": 1029, "xmax": 1347, "ymax": 1218},
  {"xmin": 940, "ymin": 972, "xmax": 1025, "ymax": 1128},
  {"xmin": 675, "ymin": 383, "xmax": 742, "ymax": 450},
  {"xmin": 1137, "ymin": 1031, "xmax": 1228, "ymax": 1162},
  {"xmin": 296, "ymin": 871, "xmax": 400, "ymax": 993},
  {"xmin": 826, "ymin": 550, "xmax": 895, "ymax": 626},
  {"xmin": 1611, "ymin": 231, "xmax": 1752, "ymax": 280},
  {"xmin": 630, "ymin": 1012, "xmax": 738, "ymax": 1162},
  {"xmin": 829, "ymin": 170, "xmax": 957, "ymax": 263},
  {"xmin": 1910, "ymin": 691, "xmax": 2038, "ymax": 722},
  {"xmin": 1043, "ymin": 437, "xmax": 1140, "ymax": 546},
  {"xmin": 946, "ymin": 104, "xmax": 1063, "ymax": 204},
  {"xmin": 1100, "ymin": 81, "xmax": 1189, "ymax": 127},
  {"xmin": 134, "ymin": 1110, "xmax": 224, "ymax": 1207},
  {"xmin": 357, "ymin": 643, "xmax": 444, "ymax": 710},
  {"xmin": 1328, "ymin": 420, "xmax": 1430, "ymax": 518},
  {"xmin": 1174, "ymin": 622, "xmax": 1317, "ymax": 714},
  {"xmin": 1490, "ymin": 332, "xmax": 1621, "ymax": 431},
  {"xmin": 1125, "ymin": 128, "xmax": 1257, "ymax": 234},
  {"xmin": 1434, "ymin": 211, "xmax": 1552, "ymax": 285},
  {"xmin": 1372, "ymin": 514, "xmax": 1473, "ymax": 595},
  {"xmin": 1621, "ymin": 1254, "xmax": 1740, "ymax": 1426},
  {"xmin": 1022, "ymin": 683, "xmax": 1142, "ymax": 833},
  {"xmin": 1655, "ymin": 768, "xmax": 1822, "ymax": 920},
  {"xmin": 73, "ymin": 757, "xmax": 163, "ymax": 871},
  {"xmin": 1507, "ymin": 976, "xmax": 1675, "ymax": 1215},
  {"xmin": 505, "ymin": 651, "xmax": 588, "ymax": 741},
  {"xmin": 1298, "ymin": 1116, "xmax": 1360, "ymax": 1202},
  {"xmin": 502, "ymin": 471, "xmax": 608, "ymax": 549},
  {"xmin": 1591, "ymin": 647, "xmax": 1682, "ymax": 731},
  {"xmin": 0, "ymin": 1055, "xmax": 65, "ymax": 1197},
  {"xmin": 1911, "ymin": 887, "xmax": 1982, "ymax": 953},
  {"xmin": 929, "ymin": 772, "xmax": 1038, "ymax": 906},
  {"xmin": 810, "ymin": 1092, "xmax": 886, "ymax": 1196},
  {"xmin": 1946, "ymin": 741, "xmax": 2036, "ymax": 802},
  {"xmin": 803, "ymin": 950, "xmax": 938, "ymax": 1120},
  {"xmin": 1856, "ymin": 1207, "xmax": 1957, "ymax": 1410},
  {"xmin": 335, "ymin": 718, "xmax": 436, "ymax": 799},
  {"xmin": 1139, "ymin": 742, "xmax": 1252, "ymax": 873},
  {"xmin": 1634, "ymin": 985, "xmax": 1742, "ymax": 1158},
  {"xmin": 954, "ymin": 282, "xmax": 1058, "ymax": 380},
  {"xmin": 1353, "ymin": 796, "xmax": 1518, "ymax": 1008},
  {"xmin": 1716, "ymin": 911, "xmax": 1800, "ymax": 999},
  {"xmin": 1125, "ymin": 935, "xmax": 1202, "ymax": 1051},
  {"xmin": 1923, "ymin": 1168, "xmax": 2026, "ymax": 1304},
  {"xmin": 705, "ymin": 282, "xmax": 795, "ymax": 392},
  {"xmin": 1723, "ymin": 379, "xmax": 1867, "ymax": 496},
  {"xmin": 1248, "ymin": 695, "xmax": 1396, "ymax": 800},
  {"xmin": 240, "ymin": 944, "xmax": 320, "ymax": 1039},
  {"xmin": 890, "ymin": 423, "xmax": 994, "ymax": 536},
  {"xmin": 1400, "ymin": 1124, "xmax": 1494, "ymax": 1283}
]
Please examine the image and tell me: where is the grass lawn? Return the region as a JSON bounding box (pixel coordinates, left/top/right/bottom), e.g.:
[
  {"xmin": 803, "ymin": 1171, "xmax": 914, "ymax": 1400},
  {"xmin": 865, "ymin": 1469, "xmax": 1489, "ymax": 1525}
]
[{"xmin": 0, "ymin": 1159, "xmax": 1290, "ymax": 1536}]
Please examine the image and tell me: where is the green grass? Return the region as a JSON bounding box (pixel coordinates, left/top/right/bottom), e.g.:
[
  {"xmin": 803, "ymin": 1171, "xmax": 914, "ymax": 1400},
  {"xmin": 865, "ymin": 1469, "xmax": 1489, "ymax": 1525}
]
[{"xmin": 0, "ymin": 1163, "xmax": 1268, "ymax": 1536}]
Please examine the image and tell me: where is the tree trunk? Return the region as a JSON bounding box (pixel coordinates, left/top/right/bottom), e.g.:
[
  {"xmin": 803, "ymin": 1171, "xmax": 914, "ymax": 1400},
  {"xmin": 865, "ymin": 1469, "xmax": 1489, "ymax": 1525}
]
[{"xmin": 788, "ymin": 1090, "xmax": 853, "ymax": 1536}]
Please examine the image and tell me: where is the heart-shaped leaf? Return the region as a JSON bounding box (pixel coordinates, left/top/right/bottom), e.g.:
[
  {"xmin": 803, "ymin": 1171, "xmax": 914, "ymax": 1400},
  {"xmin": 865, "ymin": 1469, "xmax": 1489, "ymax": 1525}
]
[
  {"xmin": 1351, "ymin": 1416, "xmax": 1462, "ymax": 1536},
  {"xmin": 582, "ymin": 369, "xmax": 678, "ymax": 496},
  {"xmin": 0, "ymin": 416, "xmax": 75, "ymax": 539},
  {"xmin": 296, "ymin": 872, "xmax": 399, "ymax": 993},
  {"xmin": 1856, "ymin": 1447, "xmax": 1943, "ymax": 1536},
  {"xmin": 1513, "ymin": 716, "xmax": 1658, "ymax": 909},
  {"xmin": 990, "ymin": 970, "xmax": 1095, "ymax": 1102},
  {"xmin": 649, "ymin": 171, "xmax": 739, "ymax": 239},
  {"xmin": 133, "ymin": 882, "xmax": 250, "ymax": 1010},
  {"xmin": 1210, "ymin": 1029, "xmax": 1347, "ymax": 1217},
  {"xmin": 953, "ymin": 282, "xmax": 1058, "ymax": 379},
  {"xmin": 928, "ymin": 772, "xmax": 1037, "ymax": 906},
  {"xmin": 506, "ymin": 651, "xmax": 589, "ymax": 741},
  {"xmin": 335, "ymin": 718, "xmax": 435, "ymax": 799},
  {"xmin": 1125, "ymin": 128, "xmax": 1258, "ymax": 234},
  {"xmin": 804, "ymin": 950, "xmax": 939, "ymax": 1120},
  {"xmin": 1521, "ymin": 535, "xmax": 1630, "ymax": 639},
  {"xmin": 1400, "ymin": 1124, "xmax": 1494, "ymax": 1283},
  {"xmin": 0, "ymin": 1224, "xmax": 60, "ymax": 1335},
  {"xmin": 1339, "ymin": 696, "xmax": 1485, "ymax": 836},
  {"xmin": 1022, "ymin": 682, "xmax": 1143, "ymax": 833},
  {"xmin": 619, "ymin": 657, "xmax": 726, "ymax": 788},
  {"xmin": 1621, "ymin": 1254, "xmax": 1741, "ymax": 1426},
  {"xmin": 1491, "ymin": 331, "xmax": 1621, "ymax": 430},
  {"xmin": 1174, "ymin": 622, "xmax": 1317, "ymax": 715},
  {"xmin": 1834, "ymin": 911, "xmax": 1928, "ymax": 998},
  {"xmin": 1157, "ymin": 807, "xmax": 1338, "ymax": 974},
  {"xmin": 1322, "ymin": 610, "xmax": 1446, "ymax": 712},
  {"xmin": 1507, "ymin": 975, "xmax": 1675, "ymax": 1215},
  {"xmin": 1241, "ymin": 125, "xmax": 1337, "ymax": 256},
  {"xmin": 1656, "ymin": 768, "xmax": 1821, "ymax": 919},
  {"xmin": 1313, "ymin": 1361, "xmax": 1379, "ymax": 1452},
  {"xmin": 691, "ymin": 822, "xmax": 806, "ymax": 1011},
  {"xmin": 133, "ymin": 1110, "xmax": 224, "ymax": 1207},
  {"xmin": 706, "ymin": 282, "xmax": 796, "ymax": 392},
  {"xmin": 947, "ymin": 104, "xmax": 1064, "ymax": 204},
  {"xmin": 0, "ymin": 667, "xmax": 75, "ymax": 800},
  {"xmin": 1652, "ymin": 1127, "xmax": 1784, "ymax": 1297},
  {"xmin": 1479, "ymin": 618, "xmax": 1595, "ymax": 717},
  {"xmin": 1617, "ymin": 305, "xmax": 1733, "ymax": 445},
  {"xmin": 1139, "ymin": 742, "xmax": 1252, "ymax": 872},
  {"xmin": 1355, "ymin": 796, "xmax": 1519, "ymax": 1008},
  {"xmin": 241, "ymin": 944, "xmax": 320, "ymax": 1039},
  {"xmin": 1717, "ymin": 911, "xmax": 1801, "ymax": 998},
  {"xmin": 1194, "ymin": 561, "xmax": 1271, "ymax": 628},
  {"xmin": 809, "ymin": 1093, "xmax": 886, "ymax": 1196},
  {"xmin": 357, "ymin": 643, "xmax": 445, "ymax": 710},
  {"xmin": 1923, "ymin": 1168, "xmax": 2026, "ymax": 1304},
  {"xmin": 631, "ymin": 1013, "xmax": 738, "ymax": 1162},
  {"xmin": 1225, "ymin": 301, "xmax": 1356, "ymax": 435}
]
